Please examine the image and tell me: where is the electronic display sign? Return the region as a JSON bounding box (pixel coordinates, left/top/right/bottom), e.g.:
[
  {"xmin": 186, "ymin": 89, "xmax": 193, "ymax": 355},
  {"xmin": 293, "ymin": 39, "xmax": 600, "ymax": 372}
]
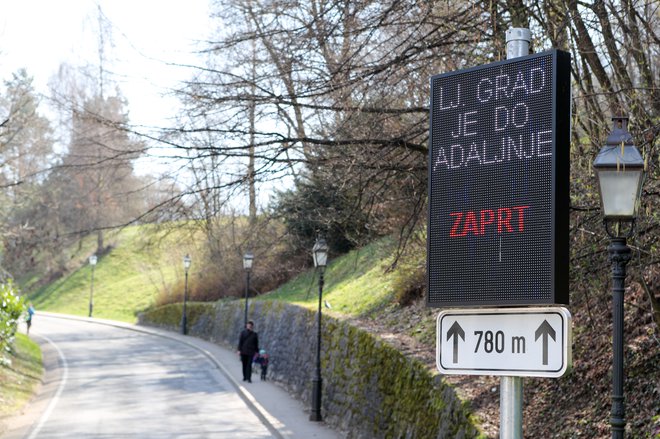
[{"xmin": 427, "ymin": 50, "xmax": 571, "ymax": 307}]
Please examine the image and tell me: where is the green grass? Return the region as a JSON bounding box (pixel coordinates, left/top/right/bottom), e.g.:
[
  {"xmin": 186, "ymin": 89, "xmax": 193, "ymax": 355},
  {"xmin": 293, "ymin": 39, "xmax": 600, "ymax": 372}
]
[
  {"xmin": 259, "ymin": 237, "xmax": 399, "ymax": 317},
  {"xmin": 23, "ymin": 218, "xmax": 406, "ymax": 323},
  {"xmin": 26, "ymin": 224, "xmax": 200, "ymax": 323},
  {"xmin": 0, "ymin": 334, "xmax": 43, "ymax": 418}
]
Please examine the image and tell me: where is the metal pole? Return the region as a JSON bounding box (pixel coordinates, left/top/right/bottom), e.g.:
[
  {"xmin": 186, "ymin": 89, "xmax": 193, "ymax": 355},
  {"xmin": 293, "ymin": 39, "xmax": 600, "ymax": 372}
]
[
  {"xmin": 505, "ymin": 28, "xmax": 531, "ymax": 59},
  {"xmin": 608, "ymin": 237, "xmax": 630, "ymax": 438},
  {"xmin": 89, "ymin": 265, "xmax": 95, "ymax": 318},
  {"xmin": 498, "ymin": 26, "xmax": 530, "ymax": 439},
  {"xmin": 310, "ymin": 269, "xmax": 324, "ymax": 421},
  {"xmin": 244, "ymin": 271, "xmax": 250, "ymax": 327},
  {"xmin": 500, "ymin": 377, "xmax": 523, "ymax": 439},
  {"xmin": 181, "ymin": 269, "xmax": 189, "ymax": 335}
]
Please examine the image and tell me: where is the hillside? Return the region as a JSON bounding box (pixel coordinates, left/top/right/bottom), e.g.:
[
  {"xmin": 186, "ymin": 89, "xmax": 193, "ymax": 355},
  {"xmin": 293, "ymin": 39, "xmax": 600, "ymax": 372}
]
[
  {"xmin": 21, "ymin": 225, "xmax": 660, "ymax": 438},
  {"xmin": 22, "ymin": 225, "xmax": 194, "ymax": 322}
]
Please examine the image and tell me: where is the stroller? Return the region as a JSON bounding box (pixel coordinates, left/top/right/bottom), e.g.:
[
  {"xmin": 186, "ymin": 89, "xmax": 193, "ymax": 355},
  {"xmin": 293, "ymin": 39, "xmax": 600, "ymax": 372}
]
[{"xmin": 253, "ymin": 349, "xmax": 270, "ymax": 380}]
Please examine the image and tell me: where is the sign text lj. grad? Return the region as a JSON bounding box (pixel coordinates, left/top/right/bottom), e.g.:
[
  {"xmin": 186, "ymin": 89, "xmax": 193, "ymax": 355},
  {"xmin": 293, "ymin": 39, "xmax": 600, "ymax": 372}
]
[{"xmin": 433, "ymin": 68, "xmax": 552, "ymax": 172}]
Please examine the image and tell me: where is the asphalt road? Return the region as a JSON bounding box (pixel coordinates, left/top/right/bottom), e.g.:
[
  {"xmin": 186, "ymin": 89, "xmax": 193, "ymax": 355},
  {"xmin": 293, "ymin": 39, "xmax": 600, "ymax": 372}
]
[{"xmin": 5, "ymin": 315, "xmax": 274, "ymax": 438}]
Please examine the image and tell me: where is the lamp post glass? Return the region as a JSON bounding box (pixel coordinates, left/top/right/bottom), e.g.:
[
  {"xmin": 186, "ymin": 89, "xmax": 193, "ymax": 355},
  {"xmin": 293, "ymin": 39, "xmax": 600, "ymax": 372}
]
[
  {"xmin": 597, "ymin": 170, "xmax": 644, "ymax": 218},
  {"xmin": 243, "ymin": 252, "xmax": 254, "ymax": 271},
  {"xmin": 183, "ymin": 254, "xmax": 191, "ymax": 271},
  {"xmin": 89, "ymin": 255, "xmax": 97, "ymax": 266},
  {"xmin": 312, "ymin": 237, "xmax": 328, "ymax": 268}
]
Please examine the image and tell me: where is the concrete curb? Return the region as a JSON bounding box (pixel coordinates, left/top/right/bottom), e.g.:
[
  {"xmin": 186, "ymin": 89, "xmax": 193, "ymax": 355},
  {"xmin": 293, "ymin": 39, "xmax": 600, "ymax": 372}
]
[{"xmin": 36, "ymin": 312, "xmax": 285, "ymax": 439}]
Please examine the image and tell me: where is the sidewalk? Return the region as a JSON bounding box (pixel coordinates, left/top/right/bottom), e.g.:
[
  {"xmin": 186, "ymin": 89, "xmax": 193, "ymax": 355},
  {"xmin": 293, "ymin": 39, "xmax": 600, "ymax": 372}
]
[{"xmin": 38, "ymin": 313, "xmax": 342, "ymax": 439}]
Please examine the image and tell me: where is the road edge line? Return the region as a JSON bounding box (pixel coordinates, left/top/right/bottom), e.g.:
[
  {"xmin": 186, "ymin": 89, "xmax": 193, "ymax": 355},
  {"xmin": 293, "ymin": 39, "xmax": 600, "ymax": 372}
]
[{"xmin": 25, "ymin": 333, "xmax": 69, "ymax": 439}]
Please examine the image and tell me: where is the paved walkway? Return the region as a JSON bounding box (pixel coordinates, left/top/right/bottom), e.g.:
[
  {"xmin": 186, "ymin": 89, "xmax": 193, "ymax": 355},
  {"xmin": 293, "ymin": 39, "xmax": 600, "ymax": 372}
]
[{"xmin": 29, "ymin": 313, "xmax": 342, "ymax": 439}]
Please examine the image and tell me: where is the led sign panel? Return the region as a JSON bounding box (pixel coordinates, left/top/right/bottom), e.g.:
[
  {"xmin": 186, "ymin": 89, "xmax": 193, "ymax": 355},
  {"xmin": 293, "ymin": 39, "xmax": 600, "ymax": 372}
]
[{"xmin": 427, "ymin": 50, "xmax": 570, "ymax": 307}]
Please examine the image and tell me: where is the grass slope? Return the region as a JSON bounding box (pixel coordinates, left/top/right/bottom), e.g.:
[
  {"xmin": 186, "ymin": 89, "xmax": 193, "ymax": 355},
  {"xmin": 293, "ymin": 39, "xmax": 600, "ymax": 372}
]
[
  {"xmin": 0, "ymin": 334, "xmax": 43, "ymax": 422},
  {"xmin": 25, "ymin": 220, "xmax": 402, "ymax": 323},
  {"xmin": 258, "ymin": 237, "xmax": 399, "ymax": 316},
  {"xmin": 25, "ymin": 225, "xmax": 195, "ymax": 322}
]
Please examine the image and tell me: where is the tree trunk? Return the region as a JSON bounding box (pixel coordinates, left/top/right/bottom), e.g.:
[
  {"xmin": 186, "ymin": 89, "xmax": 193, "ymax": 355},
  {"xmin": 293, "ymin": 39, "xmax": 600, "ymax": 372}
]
[
  {"xmin": 640, "ymin": 276, "xmax": 660, "ymax": 331},
  {"xmin": 97, "ymin": 229, "xmax": 104, "ymax": 254},
  {"xmin": 248, "ymin": 38, "xmax": 257, "ymax": 224},
  {"xmin": 567, "ymin": 0, "xmax": 621, "ymax": 114}
]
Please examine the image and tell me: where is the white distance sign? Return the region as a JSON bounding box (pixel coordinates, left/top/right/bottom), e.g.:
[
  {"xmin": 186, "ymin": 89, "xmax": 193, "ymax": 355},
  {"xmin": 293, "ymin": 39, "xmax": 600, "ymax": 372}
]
[{"xmin": 436, "ymin": 307, "xmax": 572, "ymax": 378}]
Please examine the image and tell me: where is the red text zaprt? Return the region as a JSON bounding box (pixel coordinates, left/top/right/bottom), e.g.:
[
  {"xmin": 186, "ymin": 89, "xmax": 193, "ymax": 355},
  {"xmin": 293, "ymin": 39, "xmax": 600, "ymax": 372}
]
[{"xmin": 449, "ymin": 206, "xmax": 530, "ymax": 238}]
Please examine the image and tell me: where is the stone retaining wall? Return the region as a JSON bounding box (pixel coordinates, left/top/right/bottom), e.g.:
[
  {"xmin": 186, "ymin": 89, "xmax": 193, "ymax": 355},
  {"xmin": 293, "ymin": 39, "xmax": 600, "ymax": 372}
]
[{"xmin": 139, "ymin": 300, "xmax": 483, "ymax": 438}]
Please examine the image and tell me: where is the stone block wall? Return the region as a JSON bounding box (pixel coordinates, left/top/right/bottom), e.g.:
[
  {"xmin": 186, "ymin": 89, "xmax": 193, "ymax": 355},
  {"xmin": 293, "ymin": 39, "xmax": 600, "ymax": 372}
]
[{"xmin": 139, "ymin": 300, "xmax": 483, "ymax": 438}]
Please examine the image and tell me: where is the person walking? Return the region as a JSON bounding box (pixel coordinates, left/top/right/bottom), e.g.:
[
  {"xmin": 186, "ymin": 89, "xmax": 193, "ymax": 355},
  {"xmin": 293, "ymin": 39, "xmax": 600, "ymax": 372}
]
[
  {"xmin": 25, "ymin": 303, "xmax": 35, "ymax": 335},
  {"xmin": 237, "ymin": 321, "xmax": 259, "ymax": 383}
]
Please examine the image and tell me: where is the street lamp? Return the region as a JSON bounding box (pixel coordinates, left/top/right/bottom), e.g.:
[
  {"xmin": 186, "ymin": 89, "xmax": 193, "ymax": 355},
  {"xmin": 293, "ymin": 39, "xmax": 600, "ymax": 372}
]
[
  {"xmin": 88, "ymin": 255, "xmax": 97, "ymax": 318},
  {"xmin": 310, "ymin": 236, "xmax": 328, "ymax": 422},
  {"xmin": 181, "ymin": 254, "xmax": 192, "ymax": 335},
  {"xmin": 593, "ymin": 116, "xmax": 645, "ymax": 439},
  {"xmin": 243, "ymin": 252, "xmax": 254, "ymax": 326}
]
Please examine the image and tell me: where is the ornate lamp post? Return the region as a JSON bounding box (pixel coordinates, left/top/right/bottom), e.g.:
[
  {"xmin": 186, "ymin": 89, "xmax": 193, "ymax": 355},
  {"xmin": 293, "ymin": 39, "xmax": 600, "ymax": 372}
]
[
  {"xmin": 243, "ymin": 252, "xmax": 254, "ymax": 326},
  {"xmin": 310, "ymin": 236, "xmax": 328, "ymax": 422},
  {"xmin": 593, "ymin": 116, "xmax": 645, "ymax": 439},
  {"xmin": 88, "ymin": 255, "xmax": 97, "ymax": 318},
  {"xmin": 181, "ymin": 254, "xmax": 192, "ymax": 335}
]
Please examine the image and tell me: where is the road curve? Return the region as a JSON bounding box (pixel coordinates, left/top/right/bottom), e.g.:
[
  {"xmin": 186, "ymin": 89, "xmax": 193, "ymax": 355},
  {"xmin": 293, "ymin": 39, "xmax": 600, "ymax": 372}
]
[{"xmin": 6, "ymin": 315, "xmax": 274, "ymax": 438}]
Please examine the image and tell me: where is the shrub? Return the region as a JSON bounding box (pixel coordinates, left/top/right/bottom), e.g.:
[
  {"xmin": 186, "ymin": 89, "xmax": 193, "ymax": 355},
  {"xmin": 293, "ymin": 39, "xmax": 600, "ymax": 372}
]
[
  {"xmin": 0, "ymin": 281, "xmax": 26, "ymax": 361},
  {"xmin": 270, "ymin": 174, "xmax": 374, "ymax": 259}
]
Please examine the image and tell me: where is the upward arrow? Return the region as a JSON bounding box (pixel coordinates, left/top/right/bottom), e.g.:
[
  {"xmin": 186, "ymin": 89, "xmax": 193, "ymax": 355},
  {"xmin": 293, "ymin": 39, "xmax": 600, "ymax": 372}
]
[
  {"xmin": 447, "ymin": 321, "xmax": 465, "ymax": 364},
  {"xmin": 535, "ymin": 320, "xmax": 556, "ymax": 366}
]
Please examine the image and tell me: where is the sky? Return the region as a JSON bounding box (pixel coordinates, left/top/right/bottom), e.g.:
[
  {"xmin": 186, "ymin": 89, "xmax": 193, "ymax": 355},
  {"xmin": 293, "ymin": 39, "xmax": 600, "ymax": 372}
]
[
  {"xmin": 0, "ymin": 1, "xmax": 273, "ymax": 208},
  {"xmin": 0, "ymin": 0, "xmax": 211, "ymax": 130}
]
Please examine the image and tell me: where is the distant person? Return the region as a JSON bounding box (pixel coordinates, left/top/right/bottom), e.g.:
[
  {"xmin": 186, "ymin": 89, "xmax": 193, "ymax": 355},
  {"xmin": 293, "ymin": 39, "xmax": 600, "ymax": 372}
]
[
  {"xmin": 25, "ymin": 303, "xmax": 35, "ymax": 335},
  {"xmin": 254, "ymin": 349, "xmax": 269, "ymax": 381},
  {"xmin": 237, "ymin": 321, "xmax": 259, "ymax": 383}
]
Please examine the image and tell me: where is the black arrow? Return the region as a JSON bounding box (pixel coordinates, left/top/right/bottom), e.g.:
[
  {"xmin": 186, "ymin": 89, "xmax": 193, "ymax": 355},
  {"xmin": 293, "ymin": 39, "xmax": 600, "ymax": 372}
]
[
  {"xmin": 447, "ymin": 321, "xmax": 465, "ymax": 363},
  {"xmin": 535, "ymin": 320, "xmax": 556, "ymax": 365}
]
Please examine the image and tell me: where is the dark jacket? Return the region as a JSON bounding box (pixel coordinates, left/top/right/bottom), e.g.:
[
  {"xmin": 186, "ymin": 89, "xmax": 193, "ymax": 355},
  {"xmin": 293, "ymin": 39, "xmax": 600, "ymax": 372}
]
[{"xmin": 238, "ymin": 329, "xmax": 259, "ymax": 357}]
